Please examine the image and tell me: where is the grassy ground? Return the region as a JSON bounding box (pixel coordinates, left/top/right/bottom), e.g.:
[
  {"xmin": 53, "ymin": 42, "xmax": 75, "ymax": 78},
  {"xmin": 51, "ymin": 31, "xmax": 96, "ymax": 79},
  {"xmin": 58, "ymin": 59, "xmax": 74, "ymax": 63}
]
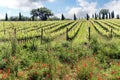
[{"xmin": 0, "ymin": 19, "xmax": 119, "ymax": 80}]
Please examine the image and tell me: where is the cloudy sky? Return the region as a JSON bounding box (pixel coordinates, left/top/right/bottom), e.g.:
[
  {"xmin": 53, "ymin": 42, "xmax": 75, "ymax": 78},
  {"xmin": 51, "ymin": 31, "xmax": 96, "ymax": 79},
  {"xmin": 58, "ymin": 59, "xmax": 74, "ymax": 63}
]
[{"xmin": 0, "ymin": 0, "xmax": 120, "ymax": 19}]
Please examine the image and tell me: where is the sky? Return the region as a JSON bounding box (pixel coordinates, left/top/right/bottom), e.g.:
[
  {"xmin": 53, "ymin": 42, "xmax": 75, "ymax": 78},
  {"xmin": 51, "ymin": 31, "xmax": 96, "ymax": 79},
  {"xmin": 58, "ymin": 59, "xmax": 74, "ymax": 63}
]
[{"xmin": 0, "ymin": 0, "xmax": 120, "ymax": 19}]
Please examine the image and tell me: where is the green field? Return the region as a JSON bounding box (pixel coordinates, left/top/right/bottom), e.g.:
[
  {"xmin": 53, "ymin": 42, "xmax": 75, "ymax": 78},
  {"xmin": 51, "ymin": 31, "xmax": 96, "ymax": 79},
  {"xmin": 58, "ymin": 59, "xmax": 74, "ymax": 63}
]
[{"xmin": 0, "ymin": 19, "xmax": 120, "ymax": 80}]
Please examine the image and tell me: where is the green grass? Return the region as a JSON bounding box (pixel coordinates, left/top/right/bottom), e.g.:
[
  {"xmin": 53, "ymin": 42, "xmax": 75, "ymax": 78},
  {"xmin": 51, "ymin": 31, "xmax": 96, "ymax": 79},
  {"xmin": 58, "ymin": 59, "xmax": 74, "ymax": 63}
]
[{"xmin": 0, "ymin": 19, "xmax": 119, "ymax": 80}]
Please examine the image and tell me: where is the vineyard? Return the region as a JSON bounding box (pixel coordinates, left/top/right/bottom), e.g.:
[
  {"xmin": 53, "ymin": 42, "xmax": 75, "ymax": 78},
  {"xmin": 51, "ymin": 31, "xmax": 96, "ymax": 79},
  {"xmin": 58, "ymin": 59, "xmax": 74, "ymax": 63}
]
[
  {"xmin": 0, "ymin": 19, "xmax": 120, "ymax": 43},
  {"xmin": 0, "ymin": 19, "xmax": 120, "ymax": 80}
]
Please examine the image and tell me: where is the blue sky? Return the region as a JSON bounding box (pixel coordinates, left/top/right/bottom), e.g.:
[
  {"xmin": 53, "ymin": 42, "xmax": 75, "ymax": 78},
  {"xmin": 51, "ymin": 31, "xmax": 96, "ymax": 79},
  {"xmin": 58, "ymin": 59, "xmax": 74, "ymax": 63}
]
[{"xmin": 0, "ymin": 0, "xmax": 120, "ymax": 19}]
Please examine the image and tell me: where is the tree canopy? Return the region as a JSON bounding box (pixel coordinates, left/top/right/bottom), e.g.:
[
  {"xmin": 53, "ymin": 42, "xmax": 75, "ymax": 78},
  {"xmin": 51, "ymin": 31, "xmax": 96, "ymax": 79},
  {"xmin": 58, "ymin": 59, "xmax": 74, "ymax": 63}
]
[
  {"xmin": 99, "ymin": 9, "xmax": 109, "ymax": 19},
  {"xmin": 111, "ymin": 11, "xmax": 115, "ymax": 18},
  {"xmin": 5, "ymin": 13, "xmax": 8, "ymax": 21},
  {"xmin": 95, "ymin": 13, "xmax": 97, "ymax": 20},
  {"xmin": 86, "ymin": 14, "xmax": 89, "ymax": 20},
  {"xmin": 30, "ymin": 7, "xmax": 53, "ymax": 21},
  {"xmin": 74, "ymin": 14, "xmax": 77, "ymax": 20},
  {"xmin": 61, "ymin": 14, "xmax": 65, "ymax": 20},
  {"xmin": 19, "ymin": 12, "xmax": 22, "ymax": 21}
]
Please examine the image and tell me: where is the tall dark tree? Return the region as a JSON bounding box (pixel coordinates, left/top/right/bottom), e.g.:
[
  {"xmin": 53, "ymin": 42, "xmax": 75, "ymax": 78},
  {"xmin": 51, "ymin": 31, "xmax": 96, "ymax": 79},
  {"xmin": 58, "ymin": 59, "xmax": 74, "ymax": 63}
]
[
  {"xmin": 32, "ymin": 15, "xmax": 35, "ymax": 21},
  {"xmin": 111, "ymin": 11, "xmax": 115, "ymax": 18},
  {"xmin": 106, "ymin": 13, "xmax": 108, "ymax": 19},
  {"xmin": 95, "ymin": 13, "xmax": 97, "ymax": 20},
  {"xmin": 116, "ymin": 14, "xmax": 120, "ymax": 19},
  {"xmin": 61, "ymin": 14, "xmax": 65, "ymax": 20},
  {"xmin": 99, "ymin": 13, "xmax": 101, "ymax": 19},
  {"xmin": 74, "ymin": 13, "xmax": 77, "ymax": 20},
  {"xmin": 109, "ymin": 12, "xmax": 111, "ymax": 19},
  {"xmin": 102, "ymin": 14, "xmax": 104, "ymax": 19},
  {"xmin": 5, "ymin": 13, "xmax": 8, "ymax": 21},
  {"xmin": 19, "ymin": 12, "xmax": 22, "ymax": 21},
  {"xmin": 99, "ymin": 9, "xmax": 109, "ymax": 19},
  {"xmin": 86, "ymin": 13, "xmax": 89, "ymax": 20},
  {"xmin": 30, "ymin": 7, "xmax": 53, "ymax": 21}
]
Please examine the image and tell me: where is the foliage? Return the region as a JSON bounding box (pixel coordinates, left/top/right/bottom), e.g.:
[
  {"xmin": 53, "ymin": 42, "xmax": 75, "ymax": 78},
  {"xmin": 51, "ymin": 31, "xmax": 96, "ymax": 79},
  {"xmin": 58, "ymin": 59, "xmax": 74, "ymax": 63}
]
[
  {"xmin": 111, "ymin": 11, "xmax": 115, "ymax": 18},
  {"xmin": 86, "ymin": 13, "xmax": 89, "ymax": 20},
  {"xmin": 0, "ymin": 19, "xmax": 119, "ymax": 79},
  {"xmin": 5, "ymin": 13, "xmax": 8, "ymax": 21},
  {"xmin": 95, "ymin": 13, "xmax": 97, "ymax": 20},
  {"xmin": 9, "ymin": 16, "xmax": 31, "ymax": 21},
  {"xmin": 19, "ymin": 12, "xmax": 22, "ymax": 21},
  {"xmin": 99, "ymin": 9, "xmax": 109, "ymax": 19},
  {"xmin": 30, "ymin": 7, "xmax": 53, "ymax": 21},
  {"xmin": 61, "ymin": 14, "xmax": 65, "ymax": 20},
  {"xmin": 74, "ymin": 14, "xmax": 77, "ymax": 20},
  {"xmin": 116, "ymin": 14, "xmax": 120, "ymax": 19}
]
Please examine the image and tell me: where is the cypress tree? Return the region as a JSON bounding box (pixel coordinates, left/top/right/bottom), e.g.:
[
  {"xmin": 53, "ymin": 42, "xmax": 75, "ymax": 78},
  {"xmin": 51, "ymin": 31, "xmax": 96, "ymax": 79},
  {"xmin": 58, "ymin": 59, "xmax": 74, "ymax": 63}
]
[
  {"xmin": 95, "ymin": 13, "xmax": 97, "ymax": 20},
  {"xmin": 19, "ymin": 12, "xmax": 22, "ymax": 21},
  {"xmin": 116, "ymin": 14, "xmax": 120, "ymax": 19},
  {"xmin": 109, "ymin": 12, "xmax": 111, "ymax": 19},
  {"xmin": 111, "ymin": 11, "xmax": 115, "ymax": 18},
  {"xmin": 61, "ymin": 14, "xmax": 65, "ymax": 20},
  {"xmin": 106, "ymin": 13, "xmax": 108, "ymax": 19},
  {"xmin": 86, "ymin": 14, "xmax": 89, "ymax": 20},
  {"xmin": 74, "ymin": 13, "xmax": 77, "ymax": 20},
  {"xmin": 99, "ymin": 13, "xmax": 101, "ymax": 19},
  {"xmin": 5, "ymin": 13, "xmax": 8, "ymax": 21},
  {"xmin": 102, "ymin": 13, "xmax": 105, "ymax": 19}
]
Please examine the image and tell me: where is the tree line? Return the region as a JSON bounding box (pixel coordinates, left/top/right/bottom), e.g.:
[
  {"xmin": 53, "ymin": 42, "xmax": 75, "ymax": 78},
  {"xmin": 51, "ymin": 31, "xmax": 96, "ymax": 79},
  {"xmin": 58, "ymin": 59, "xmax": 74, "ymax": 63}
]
[
  {"xmin": 1, "ymin": 7, "xmax": 120, "ymax": 21},
  {"xmin": 2, "ymin": 7, "xmax": 77, "ymax": 21},
  {"xmin": 86, "ymin": 9, "xmax": 120, "ymax": 20}
]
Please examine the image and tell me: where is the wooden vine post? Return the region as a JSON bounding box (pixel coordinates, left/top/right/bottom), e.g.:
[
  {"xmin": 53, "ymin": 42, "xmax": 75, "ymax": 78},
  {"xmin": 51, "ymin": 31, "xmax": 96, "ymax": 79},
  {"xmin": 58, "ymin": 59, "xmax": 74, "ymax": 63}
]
[
  {"xmin": 111, "ymin": 29, "xmax": 113, "ymax": 38},
  {"xmin": 88, "ymin": 27, "xmax": 91, "ymax": 41},
  {"xmin": 14, "ymin": 28, "xmax": 16, "ymax": 38},
  {"xmin": 66, "ymin": 28, "xmax": 68, "ymax": 41},
  {"xmin": 41, "ymin": 28, "xmax": 43, "ymax": 44}
]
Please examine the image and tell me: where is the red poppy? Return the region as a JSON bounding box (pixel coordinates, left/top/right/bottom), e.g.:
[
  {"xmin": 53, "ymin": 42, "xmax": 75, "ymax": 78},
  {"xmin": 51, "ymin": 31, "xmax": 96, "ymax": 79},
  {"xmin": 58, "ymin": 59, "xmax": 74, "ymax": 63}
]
[
  {"xmin": 42, "ymin": 64, "xmax": 47, "ymax": 68},
  {"xmin": 111, "ymin": 70, "xmax": 117, "ymax": 75},
  {"xmin": 2, "ymin": 72, "xmax": 8, "ymax": 79},
  {"xmin": 83, "ymin": 63, "xmax": 87, "ymax": 67},
  {"xmin": 90, "ymin": 72, "xmax": 92, "ymax": 78},
  {"xmin": 8, "ymin": 68, "xmax": 10, "ymax": 76}
]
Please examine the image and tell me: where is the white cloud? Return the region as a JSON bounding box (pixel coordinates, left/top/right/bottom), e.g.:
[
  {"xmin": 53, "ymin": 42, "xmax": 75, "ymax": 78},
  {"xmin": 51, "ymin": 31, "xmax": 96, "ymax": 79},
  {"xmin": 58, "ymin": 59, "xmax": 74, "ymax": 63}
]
[
  {"xmin": 54, "ymin": 0, "xmax": 120, "ymax": 19},
  {"xmin": 62, "ymin": 0, "xmax": 97, "ymax": 19},
  {"xmin": 61, "ymin": 0, "xmax": 120, "ymax": 19},
  {"xmin": 55, "ymin": 13, "xmax": 61, "ymax": 19},
  {"xmin": 40, "ymin": 0, "xmax": 55, "ymax": 2},
  {"xmin": 0, "ymin": 0, "xmax": 55, "ymax": 11},
  {"xmin": 48, "ymin": 0, "xmax": 55, "ymax": 2},
  {"xmin": 0, "ymin": 0, "xmax": 55, "ymax": 19},
  {"xmin": 104, "ymin": 0, "xmax": 120, "ymax": 15},
  {"xmin": 0, "ymin": 13, "xmax": 4, "ymax": 19}
]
